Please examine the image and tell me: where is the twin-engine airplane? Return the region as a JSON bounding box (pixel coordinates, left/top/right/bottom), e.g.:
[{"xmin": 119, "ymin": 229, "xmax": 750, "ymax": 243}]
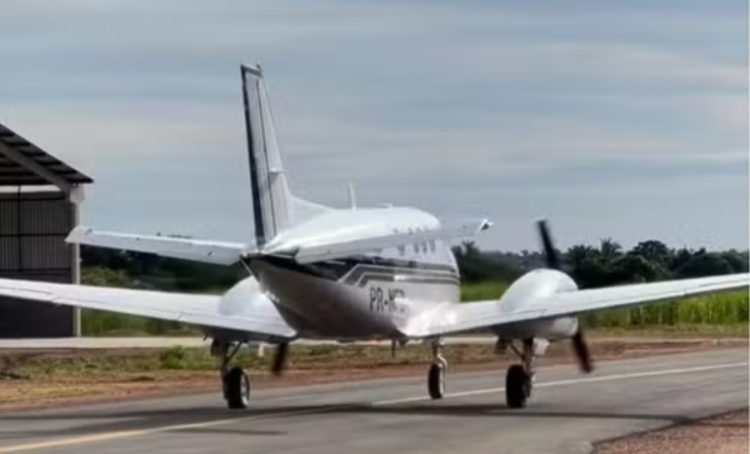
[{"xmin": 0, "ymin": 65, "xmax": 747, "ymax": 410}]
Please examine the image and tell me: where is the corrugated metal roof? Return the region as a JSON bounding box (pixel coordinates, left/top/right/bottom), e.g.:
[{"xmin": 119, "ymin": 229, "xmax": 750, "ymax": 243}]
[{"xmin": 0, "ymin": 122, "xmax": 93, "ymax": 187}]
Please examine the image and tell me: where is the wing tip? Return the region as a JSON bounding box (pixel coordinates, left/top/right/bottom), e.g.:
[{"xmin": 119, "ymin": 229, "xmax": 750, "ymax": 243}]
[{"xmin": 66, "ymin": 225, "xmax": 92, "ymax": 244}]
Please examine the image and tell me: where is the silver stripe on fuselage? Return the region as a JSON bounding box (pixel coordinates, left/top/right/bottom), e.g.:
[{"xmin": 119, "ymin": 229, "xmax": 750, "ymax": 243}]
[
  {"xmin": 352, "ymin": 273, "xmax": 460, "ymax": 287},
  {"xmin": 342, "ymin": 265, "xmax": 459, "ymax": 287},
  {"xmin": 249, "ymin": 256, "xmax": 460, "ymax": 287}
]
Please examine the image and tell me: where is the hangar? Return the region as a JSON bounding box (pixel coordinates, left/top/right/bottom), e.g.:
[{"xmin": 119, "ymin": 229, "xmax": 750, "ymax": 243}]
[{"xmin": 0, "ymin": 122, "xmax": 92, "ymax": 338}]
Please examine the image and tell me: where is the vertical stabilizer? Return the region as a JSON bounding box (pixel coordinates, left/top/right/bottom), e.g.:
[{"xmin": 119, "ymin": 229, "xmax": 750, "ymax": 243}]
[{"xmin": 241, "ymin": 64, "xmax": 291, "ymax": 247}]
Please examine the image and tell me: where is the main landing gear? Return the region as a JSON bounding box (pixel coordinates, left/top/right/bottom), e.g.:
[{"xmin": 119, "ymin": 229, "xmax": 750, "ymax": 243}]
[
  {"xmin": 505, "ymin": 339, "xmax": 535, "ymax": 409},
  {"xmin": 427, "ymin": 337, "xmax": 447, "ymax": 399},
  {"xmin": 212, "ymin": 340, "xmax": 250, "ymax": 410}
]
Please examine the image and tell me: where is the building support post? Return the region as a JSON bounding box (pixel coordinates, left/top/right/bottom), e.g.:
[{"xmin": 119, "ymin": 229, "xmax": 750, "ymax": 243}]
[{"xmin": 69, "ymin": 186, "xmax": 85, "ymax": 337}]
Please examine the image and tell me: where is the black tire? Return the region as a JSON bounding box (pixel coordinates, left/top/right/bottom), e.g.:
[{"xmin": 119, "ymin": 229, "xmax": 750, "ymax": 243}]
[
  {"xmin": 505, "ymin": 364, "xmax": 531, "ymax": 409},
  {"xmin": 225, "ymin": 367, "xmax": 250, "ymax": 410},
  {"xmin": 428, "ymin": 363, "xmax": 445, "ymax": 400}
]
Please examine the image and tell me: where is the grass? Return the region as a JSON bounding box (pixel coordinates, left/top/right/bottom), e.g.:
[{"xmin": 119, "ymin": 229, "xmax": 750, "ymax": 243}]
[
  {"xmin": 461, "ymin": 281, "xmax": 510, "ymax": 302},
  {"xmin": 581, "ymin": 291, "xmax": 749, "ymax": 328},
  {"xmin": 81, "ymin": 311, "xmax": 202, "ymax": 337},
  {"xmin": 587, "ymin": 324, "xmax": 748, "ymax": 338},
  {"xmin": 10, "ymin": 345, "xmax": 494, "ymax": 378}
]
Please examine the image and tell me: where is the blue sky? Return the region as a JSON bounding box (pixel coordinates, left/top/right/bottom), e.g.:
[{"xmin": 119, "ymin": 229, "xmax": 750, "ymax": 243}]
[{"xmin": 0, "ymin": 0, "xmax": 746, "ymax": 251}]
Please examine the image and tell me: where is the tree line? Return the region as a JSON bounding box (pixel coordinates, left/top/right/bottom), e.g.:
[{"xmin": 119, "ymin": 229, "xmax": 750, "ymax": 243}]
[
  {"xmin": 452, "ymin": 240, "xmax": 748, "ymax": 288},
  {"xmin": 81, "ymin": 238, "xmax": 748, "ymax": 292}
]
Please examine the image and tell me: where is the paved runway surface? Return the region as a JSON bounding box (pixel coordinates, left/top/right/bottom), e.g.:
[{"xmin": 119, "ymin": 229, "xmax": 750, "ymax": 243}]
[{"xmin": 0, "ymin": 349, "xmax": 746, "ymax": 454}]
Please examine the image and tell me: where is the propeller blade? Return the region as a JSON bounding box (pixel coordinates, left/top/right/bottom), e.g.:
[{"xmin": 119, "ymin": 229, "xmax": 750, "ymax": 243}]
[
  {"xmin": 536, "ymin": 220, "xmax": 590, "ymax": 372},
  {"xmin": 571, "ymin": 330, "xmax": 594, "ymax": 373},
  {"xmin": 537, "ymin": 220, "xmax": 561, "ymax": 270},
  {"xmin": 271, "ymin": 342, "xmax": 289, "ymax": 376}
]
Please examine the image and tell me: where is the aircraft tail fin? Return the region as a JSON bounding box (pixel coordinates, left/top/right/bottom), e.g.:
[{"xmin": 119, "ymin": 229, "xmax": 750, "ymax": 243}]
[{"xmin": 242, "ymin": 64, "xmax": 330, "ymax": 247}]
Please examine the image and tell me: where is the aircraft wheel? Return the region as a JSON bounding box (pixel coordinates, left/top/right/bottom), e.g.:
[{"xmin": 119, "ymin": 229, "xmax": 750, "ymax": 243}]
[
  {"xmin": 225, "ymin": 367, "xmax": 250, "ymax": 410},
  {"xmin": 428, "ymin": 363, "xmax": 446, "ymax": 399},
  {"xmin": 505, "ymin": 364, "xmax": 531, "ymax": 409}
]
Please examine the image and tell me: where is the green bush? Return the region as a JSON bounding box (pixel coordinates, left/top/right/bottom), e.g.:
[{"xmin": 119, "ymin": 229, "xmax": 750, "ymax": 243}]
[
  {"xmin": 461, "ymin": 281, "xmax": 510, "ymax": 302},
  {"xmin": 159, "ymin": 346, "xmax": 188, "ymax": 369}
]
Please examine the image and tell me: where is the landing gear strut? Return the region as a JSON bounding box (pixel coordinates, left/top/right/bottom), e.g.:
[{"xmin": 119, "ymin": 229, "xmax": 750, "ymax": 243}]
[
  {"xmin": 427, "ymin": 337, "xmax": 447, "ymax": 399},
  {"xmin": 212, "ymin": 339, "xmax": 250, "ymax": 410},
  {"xmin": 506, "ymin": 338, "xmax": 535, "ymax": 409}
]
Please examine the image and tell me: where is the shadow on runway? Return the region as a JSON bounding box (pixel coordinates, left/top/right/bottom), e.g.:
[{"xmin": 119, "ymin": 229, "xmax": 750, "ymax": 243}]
[{"xmin": 3, "ymin": 401, "xmax": 745, "ymax": 441}]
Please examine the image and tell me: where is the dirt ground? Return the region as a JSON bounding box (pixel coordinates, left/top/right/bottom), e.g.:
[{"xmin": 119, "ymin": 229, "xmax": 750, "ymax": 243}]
[
  {"xmin": 596, "ymin": 409, "xmax": 749, "ymax": 454},
  {"xmin": 0, "ymin": 338, "xmax": 745, "ymax": 411}
]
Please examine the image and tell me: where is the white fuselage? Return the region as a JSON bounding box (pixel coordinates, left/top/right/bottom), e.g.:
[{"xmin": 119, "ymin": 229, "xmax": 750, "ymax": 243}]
[
  {"xmin": 221, "ymin": 65, "xmax": 580, "ymax": 344},
  {"xmin": 246, "ymin": 206, "xmax": 460, "ymax": 339}
]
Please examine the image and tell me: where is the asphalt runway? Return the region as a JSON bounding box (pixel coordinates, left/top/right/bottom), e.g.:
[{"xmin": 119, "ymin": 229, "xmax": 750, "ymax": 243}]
[{"xmin": 0, "ymin": 349, "xmax": 746, "ymax": 454}]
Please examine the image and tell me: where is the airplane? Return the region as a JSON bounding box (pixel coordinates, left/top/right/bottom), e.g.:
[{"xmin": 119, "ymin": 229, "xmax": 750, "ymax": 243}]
[{"xmin": 0, "ymin": 64, "xmax": 746, "ymax": 411}]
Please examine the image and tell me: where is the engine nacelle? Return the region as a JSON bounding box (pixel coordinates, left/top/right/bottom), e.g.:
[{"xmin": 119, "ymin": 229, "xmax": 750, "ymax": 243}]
[
  {"xmin": 202, "ymin": 277, "xmax": 283, "ymax": 343},
  {"xmin": 492, "ymin": 269, "xmax": 580, "ymax": 341}
]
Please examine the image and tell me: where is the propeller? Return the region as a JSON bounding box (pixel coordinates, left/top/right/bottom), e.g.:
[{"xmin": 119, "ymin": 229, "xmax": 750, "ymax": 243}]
[
  {"xmin": 536, "ymin": 219, "xmax": 594, "ymax": 374},
  {"xmin": 271, "ymin": 342, "xmax": 289, "ymax": 376},
  {"xmin": 537, "ymin": 220, "xmax": 561, "ymax": 270}
]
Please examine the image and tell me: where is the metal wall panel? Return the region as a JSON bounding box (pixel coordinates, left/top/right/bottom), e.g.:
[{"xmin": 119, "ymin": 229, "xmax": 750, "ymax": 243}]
[
  {"xmin": 0, "ymin": 237, "xmax": 20, "ymax": 270},
  {"xmin": 0, "ymin": 191, "xmax": 75, "ymax": 338},
  {"xmin": 0, "ymin": 201, "xmax": 18, "ymax": 235},
  {"xmin": 20, "ymin": 198, "xmax": 71, "ymax": 234},
  {"xmin": 21, "ymin": 236, "xmax": 70, "ymax": 270}
]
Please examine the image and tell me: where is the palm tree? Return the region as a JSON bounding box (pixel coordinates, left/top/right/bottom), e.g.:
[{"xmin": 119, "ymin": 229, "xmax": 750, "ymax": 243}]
[{"xmin": 599, "ymin": 238, "xmax": 622, "ymax": 263}]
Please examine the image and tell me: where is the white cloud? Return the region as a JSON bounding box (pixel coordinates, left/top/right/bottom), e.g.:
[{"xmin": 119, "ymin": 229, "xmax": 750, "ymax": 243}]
[
  {"xmin": 2, "ymin": 81, "xmax": 745, "ymax": 209},
  {"xmin": 398, "ymin": 40, "xmax": 744, "ymax": 93}
]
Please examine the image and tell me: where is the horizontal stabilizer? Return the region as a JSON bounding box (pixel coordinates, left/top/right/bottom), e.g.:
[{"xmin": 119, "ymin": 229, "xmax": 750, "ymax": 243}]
[
  {"xmin": 289, "ymin": 218, "xmax": 492, "ymax": 264},
  {"xmin": 67, "ymin": 226, "xmax": 255, "ymax": 265}
]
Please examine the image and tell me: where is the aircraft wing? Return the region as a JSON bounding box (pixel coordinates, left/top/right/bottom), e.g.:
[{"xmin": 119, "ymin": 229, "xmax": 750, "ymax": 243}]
[
  {"xmin": 401, "ymin": 273, "xmax": 749, "ymax": 337},
  {"xmin": 68, "ymin": 226, "xmax": 255, "ymax": 265},
  {"xmin": 0, "ymin": 277, "xmax": 296, "ymax": 340},
  {"xmin": 287, "ymin": 218, "xmax": 492, "ymax": 264}
]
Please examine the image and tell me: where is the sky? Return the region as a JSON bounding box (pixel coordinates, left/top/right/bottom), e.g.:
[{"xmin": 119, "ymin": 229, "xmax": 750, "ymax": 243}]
[{"xmin": 0, "ymin": 0, "xmax": 747, "ymax": 252}]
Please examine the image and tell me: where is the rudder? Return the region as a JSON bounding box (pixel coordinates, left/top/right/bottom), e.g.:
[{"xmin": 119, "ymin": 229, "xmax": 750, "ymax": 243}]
[{"xmin": 241, "ymin": 64, "xmax": 291, "ymax": 247}]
